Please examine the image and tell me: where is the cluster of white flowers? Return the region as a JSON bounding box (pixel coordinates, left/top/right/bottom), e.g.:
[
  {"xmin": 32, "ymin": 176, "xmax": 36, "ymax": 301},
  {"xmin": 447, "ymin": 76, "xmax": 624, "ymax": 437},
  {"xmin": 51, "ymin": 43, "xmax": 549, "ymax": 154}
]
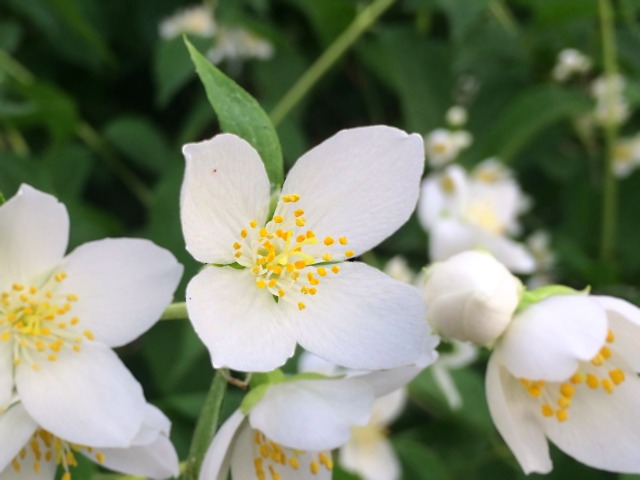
[
  {"xmin": 612, "ymin": 133, "xmax": 640, "ymax": 178},
  {"xmin": 552, "ymin": 48, "xmax": 592, "ymax": 82},
  {"xmin": 0, "ymin": 186, "xmax": 183, "ymax": 479},
  {"xmin": 159, "ymin": 4, "xmax": 274, "ymax": 65},
  {"xmin": 423, "ymin": 106, "xmax": 473, "ymax": 168},
  {"xmin": 418, "ymin": 158, "xmax": 536, "ymax": 273},
  {"xmin": 591, "ymin": 73, "xmax": 630, "ymax": 127}
]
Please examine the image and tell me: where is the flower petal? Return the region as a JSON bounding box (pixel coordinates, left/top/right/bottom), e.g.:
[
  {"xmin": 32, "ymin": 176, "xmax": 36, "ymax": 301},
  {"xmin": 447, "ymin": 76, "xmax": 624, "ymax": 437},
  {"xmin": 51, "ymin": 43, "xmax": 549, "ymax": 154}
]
[
  {"xmin": 16, "ymin": 342, "xmax": 146, "ymax": 448},
  {"xmin": 249, "ymin": 378, "xmax": 374, "ymax": 451},
  {"xmin": 0, "ymin": 343, "xmax": 13, "ymax": 409},
  {"xmin": 369, "ymin": 389, "xmax": 407, "ymax": 427},
  {"xmin": 0, "ymin": 442, "xmax": 56, "ymax": 480},
  {"xmin": 186, "ymin": 266, "xmax": 297, "ymax": 372},
  {"xmin": 497, "ymin": 295, "xmax": 608, "ymax": 382},
  {"xmin": 592, "ymin": 296, "xmax": 640, "ymax": 371},
  {"xmin": 542, "ymin": 366, "xmax": 640, "ymax": 473},
  {"xmin": 0, "ymin": 403, "xmax": 38, "ymax": 472},
  {"xmin": 340, "ymin": 436, "xmax": 401, "ymax": 480},
  {"xmin": 200, "ymin": 410, "xmax": 246, "ymax": 480},
  {"xmin": 417, "ymin": 165, "xmax": 469, "ymax": 230},
  {"xmin": 281, "ymin": 126, "xmax": 424, "ymax": 256},
  {"xmin": 485, "ymin": 355, "xmax": 552, "ymax": 474},
  {"xmin": 356, "ymin": 365, "xmax": 425, "ymax": 397},
  {"xmin": 60, "ymin": 238, "xmax": 182, "ymax": 347},
  {"xmin": 0, "ymin": 185, "xmax": 68, "ymax": 291},
  {"xmin": 181, "ymin": 134, "xmax": 271, "ymax": 264},
  {"xmin": 292, "ymin": 262, "xmax": 430, "ymax": 370}
]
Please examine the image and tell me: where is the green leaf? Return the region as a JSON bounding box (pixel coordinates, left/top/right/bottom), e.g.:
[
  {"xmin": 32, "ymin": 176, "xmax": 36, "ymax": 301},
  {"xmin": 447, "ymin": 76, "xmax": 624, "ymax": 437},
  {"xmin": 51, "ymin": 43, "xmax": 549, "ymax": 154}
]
[
  {"xmin": 185, "ymin": 37, "xmax": 284, "ymax": 187},
  {"xmin": 436, "ymin": 0, "xmax": 495, "ymax": 41},
  {"xmin": 0, "ymin": 191, "xmax": 4, "ymax": 205},
  {"xmin": 394, "ymin": 437, "xmax": 451, "ymax": 480},
  {"xmin": 475, "ymin": 85, "xmax": 592, "ymax": 162}
]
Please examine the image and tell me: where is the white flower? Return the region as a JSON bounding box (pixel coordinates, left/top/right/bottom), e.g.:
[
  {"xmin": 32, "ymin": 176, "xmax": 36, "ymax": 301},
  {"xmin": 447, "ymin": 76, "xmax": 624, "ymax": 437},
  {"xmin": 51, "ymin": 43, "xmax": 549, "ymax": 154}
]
[
  {"xmin": 199, "ymin": 377, "xmax": 376, "ymax": 480},
  {"xmin": 424, "ymin": 129, "xmax": 472, "ymax": 168},
  {"xmin": 612, "ymin": 134, "xmax": 640, "ymax": 178},
  {"xmin": 180, "ymin": 126, "xmax": 430, "ymax": 372},
  {"xmin": 0, "ymin": 185, "xmax": 183, "ymax": 447},
  {"xmin": 207, "ymin": 26, "xmax": 274, "ymax": 65},
  {"xmin": 591, "ymin": 74, "xmax": 630, "ymax": 127},
  {"xmin": 423, "ymin": 251, "xmax": 523, "ymax": 346},
  {"xmin": 552, "ymin": 48, "xmax": 592, "ymax": 82},
  {"xmin": 487, "ymin": 294, "xmax": 640, "ymax": 474},
  {"xmin": 0, "ymin": 400, "xmax": 179, "ymax": 480},
  {"xmin": 445, "ymin": 106, "xmax": 468, "ymax": 127},
  {"xmin": 418, "ymin": 161, "xmax": 536, "ymax": 273},
  {"xmin": 159, "ymin": 5, "xmax": 216, "ymax": 39}
]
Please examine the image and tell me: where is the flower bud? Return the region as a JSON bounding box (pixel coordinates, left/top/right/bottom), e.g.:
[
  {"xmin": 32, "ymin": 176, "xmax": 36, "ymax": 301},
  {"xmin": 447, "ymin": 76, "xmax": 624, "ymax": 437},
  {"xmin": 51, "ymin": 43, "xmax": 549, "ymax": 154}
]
[{"xmin": 423, "ymin": 250, "xmax": 522, "ymax": 346}]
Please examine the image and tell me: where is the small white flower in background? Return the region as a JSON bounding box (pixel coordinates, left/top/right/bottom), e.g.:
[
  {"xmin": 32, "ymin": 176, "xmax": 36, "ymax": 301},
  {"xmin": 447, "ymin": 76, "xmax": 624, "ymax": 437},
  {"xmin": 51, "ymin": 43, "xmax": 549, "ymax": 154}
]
[
  {"xmin": 159, "ymin": 5, "xmax": 216, "ymax": 39},
  {"xmin": 422, "ymin": 251, "xmax": 523, "ymax": 346},
  {"xmin": 0, "ymin": 185, "xmax": 183, "ymax": 448},
  {"xmin": 418, "ymin": 160, "xmax": 536, "ymax": 273},
  {"xmin": 208, "ymin": 26, "xmax": 274, "ymax": 65},
  {"xmin": 445, "ymin": 105, "xmax": 468, "ymax": 127},
  {"xmin": 591, "ymin": 74, "xmax": 630, "ymax": 127},
  {"xmin": 612, "ymin": 134, "xmax": 640, "ymax": 178},
  {"xmin": 423, "ymin": 251, "xmax": 640, "ymax": 474},
  {"xmin": 526, "ymin": 231, "xmax": 556, "ymax": 289},
  {"xmin": 199, "ymin": 376, "xmax": 376, "ymax": 480},
  {"xmin": 0, "ymin": 400, "xmax": 179, "ymax": 480},
  {"xmin": 181, "ymin": 126, "xmax": 431, "ymax": 373},
  {"xmin": 552, "ymin": 48, "xmax": 592, "ymax": 82},
  {"xmin": 424, "ymin": 128, "xmax": 472, "ymax": 168}
]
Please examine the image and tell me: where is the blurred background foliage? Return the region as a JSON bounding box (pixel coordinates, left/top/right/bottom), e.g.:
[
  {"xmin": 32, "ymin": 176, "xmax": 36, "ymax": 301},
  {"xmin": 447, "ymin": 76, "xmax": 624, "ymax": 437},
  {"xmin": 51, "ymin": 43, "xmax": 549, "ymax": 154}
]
[{"xmin": 1, "ymin": 0, "xmax": 640, "ymax": 478}]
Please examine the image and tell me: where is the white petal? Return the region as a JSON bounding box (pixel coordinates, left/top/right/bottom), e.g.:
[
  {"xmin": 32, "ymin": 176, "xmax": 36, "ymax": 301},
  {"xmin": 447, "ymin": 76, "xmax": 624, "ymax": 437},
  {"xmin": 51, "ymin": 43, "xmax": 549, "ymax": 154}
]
[
  {"xmin": 297, "ymin": 351, "xmax": 341, "ymax": 377},
  {"xmin": 130, "ymin": 404, "xmax": 172, "ymax": 446},
  {"xmin": 180, "ymin": 134, "xmax": 271, "ymax": 264},
  {"xmin": 417, "ymin": 165, "xmax": 468, "ymax": 230},
  {"xmin": 249, "ymin": 378, "xmax": 374, "ymax": 451},
  {"xmin": 369, "ymin": 389, "xmax": 407, "ymax": 427},
  {"xmin": 281, "ymin": 126, "xmax": 424, "ymax": 256},
  {"xmin": 0, "ymin": 343, "xmax": 13, "ymax": 408},
  {"xmin": 542, "ymin": 367, "xmax": 640, "ymax": 473},
  {"xmin": 0, "ymin": 445, "xmax": 56, "ymax": 480},
  {"xmin": 427, "ymin": 219, "xmax": 479, "ymax": 262},
  {"xmin": 340, "ymin": 436, "xmax": 401, "ymax": 480},
  {"xmin": 497, "ymin": 295, "xmax": 607, "ymax": 382},
  {"xmin": 60, "ymin": 238, "xmax": 182, "ymax": 347},
  {"xmin": 0, "ymin": 185, "xmax": 68, "ymax": 291},
  {"xmin": 186, "ymin": 266, "xmax": 297, "ymax": 372},
  {"xmin": 356, "ymin": 366, "xmax": 424, "ymax": 397},
  {"xmin": 0, "ymin": 403, "xmax": 38, "ymax": 472},
  {"xmin": 16, "ymin": 343, "xmax": 146, "ymax": 448},
  {"xmin": 293, "ymin": 262, "xmax": 429, "ymax": 370},
  {"xmin": 592, "ymin": 296, "xmax": 640, "ymax": 371},
  {"xmin": 200, "ymin": 410, "xmax": 246, "ymax": 480},
  {"xmin": 87, "ymin": 434, "xmax": 180, "ymax": 479},
  {"xmin": 431, "ymin": 364, "xmax": 463, "ymax": 410},
  {"xmin": 475, "ymin": 231, "xmax": 536, "ymax": 274},
  {"xmin": 485, "ymin": 355, "xmax": 552, "ymax": 474}
]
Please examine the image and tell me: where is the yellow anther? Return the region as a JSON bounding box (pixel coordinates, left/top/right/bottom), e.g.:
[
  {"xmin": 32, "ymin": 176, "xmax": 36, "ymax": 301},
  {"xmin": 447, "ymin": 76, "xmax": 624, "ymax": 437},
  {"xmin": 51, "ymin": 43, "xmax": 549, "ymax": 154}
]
[
  {"xmin": 33, "ymin": 462, "xmax": 41, "ymax": 473},
  {"xmin": 259, "ymin": 228, "xmax": 269, "ymax": 237},
  {"xmin": 306, "ymin": 230, "xmax": 315, "ymax": 239},
  {"xmin": 527, "ymin": 386, "xmax": 542, "ymax": 398},
  {"xmin": 541, "ymin": 404, "xmax": 554, "ymax": 417},
  {"xmin": 298, "ymin": 302, "xmax": 306, "ymax": 310},
  {"xmin": 70, "ymin": 317, "xmax": 79, "ymax": 325},
  {"xmin": 344, "ymin": 250, "xmax": 355, "ymax": 258},
  {"xmin": 556, "ymin": 410, "xmax": 568, "ymax": 422},
  {"xmin": 250, "ymin": 220, "xmax": 258, "ymax": 228},
  {"xmin": 338, "ymin": 237, "xmax": 348, "ymax": 245},
  {"xmin": 331, "ymin": 266, "xmax": 340, "ymax": 274},
  {"xmin": 591, "ymin": 354, "xmax": 604, "ymax": 366},
  {"xmin": 600, "ymin": 345, "xmax": 612, "ymax": 359},
  {"xmin": 560, "ymin": 384, "xmax": 574, "ymax": 398},
  {"xmin": 234, "ymin": 252, "xmax": 242, "ymax": 259},
  {"xmin": 294, "ymin": 209, "xmax": 304, "ymax": 217},
  {"xmin": 73, "ymin": 345, "xmax": 80, "ymax": 352},
  {"xmin": 66, "ymin": 294, "xmax": 78, "ymax": 302},
  {"xmin": 96, "ymin": 452, "xmax": 105, "ymax": 464},
  {"xmin": 323, "ymin": 237, "xmax": 334, "ymax": 246},
  {"xmin": 1, "ymin": 332, "xmax": 9, "ymax": 342},
  {"xmin": 294, "ymin": 260, "xmax": 306, "ymax": 269},
  {"xmin": 519, "ymin": 379, "xmax": 531, "ymax": 387},
  {"xmin": 83, "ymin": 330, "xmax": 95, "ymax": 341},
  {"xmin": 62, "ymin": 472, "xmax": 71, "ymax": 480},
  {"xmin": 241, "ymin": 229, "xmax": 248, "ymax": 238},
  {"xmin": 310, "ymin": 461, "xmax": 320, "ymax": 475},
  {"xmin": 296, "ymin": 235, "xmax": 306, "ymax": 243},
  {"xmin": 268, "ymin": 280, "xmax": 277, "ymax": 288},
  {"xmin": 601, "ymin": 379, "xmax": 614, "ymax": 393},
  {"xmin": 319, "ymin": 452, "xmax": 333, "ymax": 469},
  {"xmin": 570, "ymin": 372, "xmax": 584, "ymax": 384},
  {"xmin": 233, "ymin": 242, "xmax": 241, "ymax": 250},
  {"xmin": 586, "ymin": 374, "xmax": 599, "ymax": 389},
  {"xmin": 289, "ymin": 457, "xmax": 300, "ymax": 469},
  {"xmin": 322, "ymin": 253, "xmax": 332, "ymax": 262},
  {"xmin": 606, "ymin": 329, "xmax": 615, "ymax": 343},
  {"xmin": 283, "ymin": 194, "xmax": 300, "ymax": 203},
  {"xmin": 296, "ymin": 218, "xmax": 306, "ymax": 227},
  {"xmin": 286, "ymin": 264, "xmax": 294, "ymax": 273},
  {"xmin": 273, "ymin": 215, "xmax": 284, "ymax": 224},
  {"xmin": 557, "ymin": 396, "xmax": 571, "ymax": 409},
  {"xmin": 610, "ymin": 369, "xmax": 625, "ymax": 385},
  {"xmin": 277, "ymin": 289, "xmax": 285, "ymax": 297},
  {"xmin": 48, "ymin": 355, "xmax": 57, "ymax": 362},
  {"xmin": 272, "ymin": 266, "xmax": 283, "ymax": 275},
  {"xmin": 316, "ymin": 267, "xmax": 327, "ymax": 277},
  {"xmin": 54, "ymin": 272, "xmax": 67, "ymax": 282},
  {"xmin": 309, "ymin": 288, "xmax": 317, "ymax": 295},
  {"xmin": 13, "ymin": 283, "xmax": 24, "ymax": 291}
]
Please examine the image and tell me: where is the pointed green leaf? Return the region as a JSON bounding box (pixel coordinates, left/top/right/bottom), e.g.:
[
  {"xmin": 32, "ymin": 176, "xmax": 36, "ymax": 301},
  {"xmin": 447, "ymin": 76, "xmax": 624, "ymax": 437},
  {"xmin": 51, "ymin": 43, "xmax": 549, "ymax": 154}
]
[{"xmin": 185, "ymin": 37, "xmax": 284, "ymax": 187}]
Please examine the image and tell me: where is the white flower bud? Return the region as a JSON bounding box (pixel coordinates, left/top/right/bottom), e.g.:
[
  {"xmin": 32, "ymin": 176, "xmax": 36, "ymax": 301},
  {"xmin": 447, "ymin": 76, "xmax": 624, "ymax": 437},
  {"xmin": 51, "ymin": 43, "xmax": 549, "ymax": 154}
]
[{"xmin": 423, "ymin": 251, "xmax": 522, "ymax": 346}]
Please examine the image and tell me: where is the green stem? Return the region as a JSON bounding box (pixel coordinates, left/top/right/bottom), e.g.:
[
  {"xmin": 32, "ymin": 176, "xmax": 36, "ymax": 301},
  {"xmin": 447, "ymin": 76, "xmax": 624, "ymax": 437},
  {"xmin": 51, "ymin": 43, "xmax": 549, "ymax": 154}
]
[
  {"xmin": 160, "ymin": 301, "xmax": 188, "ymax": 320},
  {"xmin": 182, "ymin": 370, "xmax": 228, "ymax": 480},
  {"xmin": 599, "ymin": 0, "xmax": 619, "ymax": 262},
  {"xmin": 269, "ymin": 0, "xmax": 395, "ymax": 127}
]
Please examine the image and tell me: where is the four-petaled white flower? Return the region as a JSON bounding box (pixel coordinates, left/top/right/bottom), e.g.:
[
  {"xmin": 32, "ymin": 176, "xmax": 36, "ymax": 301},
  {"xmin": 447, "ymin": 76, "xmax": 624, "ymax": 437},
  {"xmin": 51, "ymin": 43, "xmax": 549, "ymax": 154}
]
[
  {"xmin": 0, "ymin": 400, "xmax": 179, "ymax": 480},
  {"xmin": 180, "ymin": 126, "xmax": 430, "ymax": 372},
  {"xmin": 159, "ymin": 5, "xmax": 216, "ymax": 40},
  {"xmin": 0, "ymin": 185, "xmax": 183, "ymax": 448},
  {"xmin": 487, "ymin": 294, "xmax": 640, "ymax": 474},
  {"xmin": 418, "ymin": 160, "xmax": 535, "ymax": 273},
  {"xmin": 551, "ymin": 48, "xmax": 592, "ymax": 82},
  {"xmin": 423, "ymin": 128, "xmax": 472, "ymax": 168}
]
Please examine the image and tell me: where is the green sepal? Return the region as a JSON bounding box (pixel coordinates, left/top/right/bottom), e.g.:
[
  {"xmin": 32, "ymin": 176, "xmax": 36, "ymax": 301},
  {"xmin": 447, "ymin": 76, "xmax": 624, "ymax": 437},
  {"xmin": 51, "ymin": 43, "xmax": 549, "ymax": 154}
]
[
  {"xmin": 516, "ymin": 284, "xmax": 590, "ymax": 314},
  {"xmin": 184, "ymin": 37, "xmax": 284, "ymax": 187}
]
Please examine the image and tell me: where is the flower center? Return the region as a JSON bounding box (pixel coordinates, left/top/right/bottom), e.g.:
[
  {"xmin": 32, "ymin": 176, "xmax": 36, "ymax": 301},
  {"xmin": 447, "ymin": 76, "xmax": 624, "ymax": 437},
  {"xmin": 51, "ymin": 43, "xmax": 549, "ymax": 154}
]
[
  {"xmin": 10, "ymin": 428, "xmax": 105, "ymax": 479},
  {"xmin": 0, "ymin": 272, "xmax": 94, "ymax": 371},
  {"xmin": 252, "ymin": 430, "xmax": 333, "ymax": 480},
  {"xmin": 232, "ymin": 194, "xmax": 354, "ymax": 311},
  {"xmin": 519, "ymin": 329, "xmax": 625, "ymax": 423},
  {"xmin": 465, "ymin": 201, "xmax": 504, "ymax": 235}
]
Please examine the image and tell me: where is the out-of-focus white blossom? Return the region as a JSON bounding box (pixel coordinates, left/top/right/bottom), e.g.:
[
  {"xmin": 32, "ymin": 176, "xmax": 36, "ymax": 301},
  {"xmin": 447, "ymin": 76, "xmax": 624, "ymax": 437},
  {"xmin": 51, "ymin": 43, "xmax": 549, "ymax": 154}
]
[
  {"xmin": 552, "ymin": 49, "xmax": 592, "ymax": 82},
  {"xmin": 612, "ymin": 134, "xmax": 640, "ymax": 178},
  {"xmin": 424, "ymin": 128, "xmax": 473, "ymax": 168},
  {"xmin": 418, "ymin": 160, "xmax": 536, "ymax": 273},
  {"xmin": 208, "ymin": 26, "xmax": 274, "ymax": 65},
  {"xmin": 446, "ymin": 106, "xmax": 468, "ymax": 127},
  {"xmin": 591, "ymin": 74, "xmax": 630, "ymax": 127},
  {"xmin": 159, "ymin": 5, "xmax": 216, "ymax": 39}
]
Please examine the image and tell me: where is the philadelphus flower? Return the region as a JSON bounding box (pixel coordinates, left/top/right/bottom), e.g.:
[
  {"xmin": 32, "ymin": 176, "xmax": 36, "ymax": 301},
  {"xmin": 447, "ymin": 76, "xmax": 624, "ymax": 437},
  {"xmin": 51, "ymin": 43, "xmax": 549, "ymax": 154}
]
[
  {"xmin": 424, "ymin": 128, "xmax": 472, "ymax": 168},
  {"xmin": 159, "ymin": 5, "xmax": 216, "ymax": 39},
  {"xmin": 418, "ymin": 160, "xmax": 535, "ymax": 273},
  {"xmin": 551, "ymin": 48, "xmax": 592, "ymax": 82},
  {"xmin": 208, "ymin": 26, "xmax": 274, "ymax": 65},
  {"xmin": 0, "ymin": 185, "xmax": 183, "ymax": 447},
  {"xmin": 591, "ymin": 74, "xmax": 630, "ymax": 127},
  {"xmin": 612, "ymin": 134, "xmax": 640, "ymax": 178},
  {"xmin": 0, "ymin": 400, "xmax": 179, "ymax": 480},
  {"xmin": 180, "ymin": 126, "xmax": 430, "ymax": 372},
  {"xmin": 423, "ymin": 250, "xmax": 522, "ymax": 346},
  {"xmin": 199, "ymin": 376, "xmax": 376, "ymax": 480}
]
